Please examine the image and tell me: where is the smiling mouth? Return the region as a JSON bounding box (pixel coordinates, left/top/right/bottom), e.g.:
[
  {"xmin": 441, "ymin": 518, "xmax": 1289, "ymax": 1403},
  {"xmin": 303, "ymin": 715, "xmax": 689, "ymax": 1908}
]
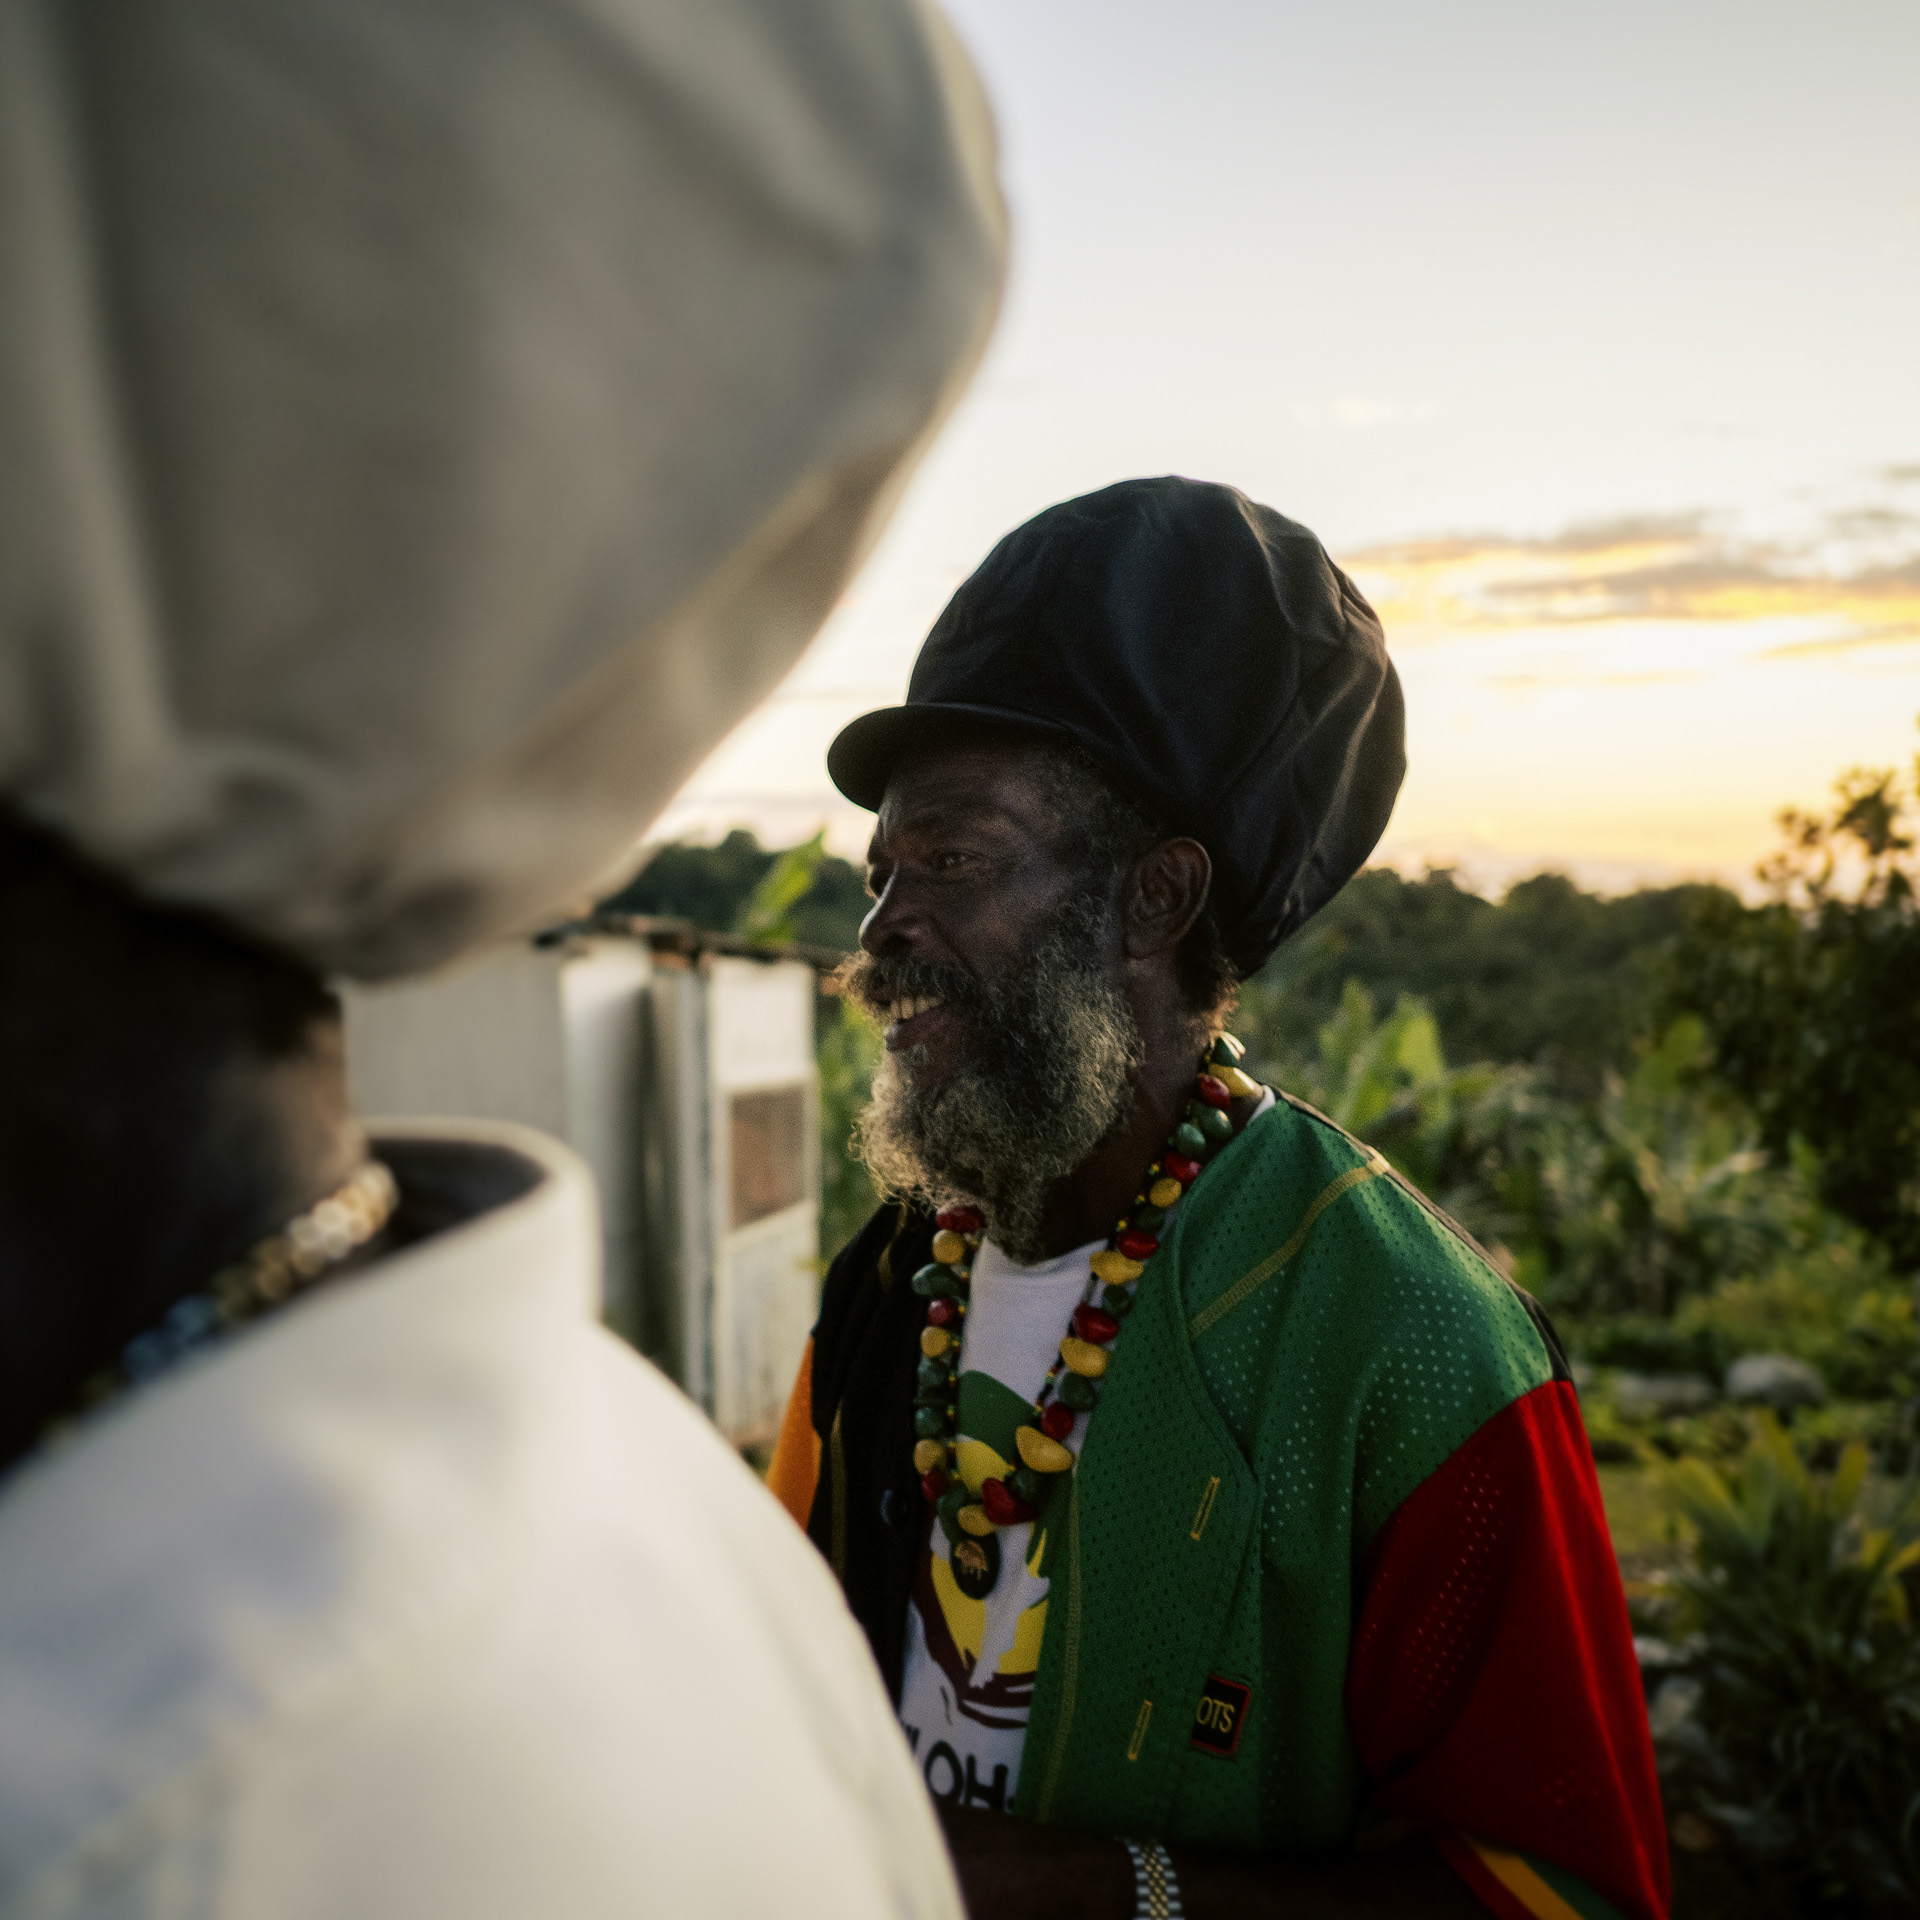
[{"xmin": 884, "ymin": 995, "xmax": 946, "ymax": 1025}]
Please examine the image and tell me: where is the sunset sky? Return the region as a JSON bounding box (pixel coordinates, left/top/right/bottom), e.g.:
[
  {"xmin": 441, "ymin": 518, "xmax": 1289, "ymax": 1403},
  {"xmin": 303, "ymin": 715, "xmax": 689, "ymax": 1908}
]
[{"xmin": 651, "ymin": 0, "xmax": 1920, "ymax": 896}]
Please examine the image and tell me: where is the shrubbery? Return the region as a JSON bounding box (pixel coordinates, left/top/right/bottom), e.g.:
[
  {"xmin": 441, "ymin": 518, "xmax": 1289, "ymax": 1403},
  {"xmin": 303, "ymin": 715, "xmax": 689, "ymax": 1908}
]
[
  {"xmin": 817, "ymin": 991, "xmax": 883, "ymax": 1262},
  {"xmin": 1637, "ymin": 1418, "xmax": 1920, "ymax": 1915}
]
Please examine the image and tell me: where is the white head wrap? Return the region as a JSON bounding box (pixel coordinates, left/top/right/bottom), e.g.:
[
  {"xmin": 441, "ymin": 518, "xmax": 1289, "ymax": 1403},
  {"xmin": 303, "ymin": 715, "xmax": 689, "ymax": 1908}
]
[{"xmin": 0, "ymin": 0, "xmax": 1001, "ymax": 977}]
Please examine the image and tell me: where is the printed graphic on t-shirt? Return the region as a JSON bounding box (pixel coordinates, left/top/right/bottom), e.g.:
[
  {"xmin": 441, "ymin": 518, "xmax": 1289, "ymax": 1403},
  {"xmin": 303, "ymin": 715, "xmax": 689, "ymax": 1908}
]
[
  {"xmin": 915, "ymin": 1368, "xmax": 1065, "ymax": 1726},
  {"xmin": 896, "ymin": 1239, "xmax": 1096, "ymax": 1810}
]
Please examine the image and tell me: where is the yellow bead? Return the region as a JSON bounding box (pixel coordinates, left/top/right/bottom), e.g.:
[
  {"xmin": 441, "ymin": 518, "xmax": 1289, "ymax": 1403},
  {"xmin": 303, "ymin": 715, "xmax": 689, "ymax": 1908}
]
[
  {"xmin": 1015, "ymin": 1426, "xmax": 1076, "ymax": 1473},
  {"xmin": 931, "ymin": 1229, "xmax": 966, "ymax": 1264},
  {"xmin": 1215, "ymin": 1064, "xmax": 1262, "ymax": 1099},
  {"xmin": 1060, "ymin": 1336, "xmax": 1110, "ymax": 1378},
  {"xmin": 913, "ymin": 1438, "xmax": 945, "ymax": 1474},
  {"xmin": 1090, "ymin": 1249, "xmax": 1145, "ymax": 1285},
  {"xmin": 1148, "ymin": 1176, "xmax": 1183, "ymax": 1209},
  {"xmin": 920, "ymin": 1326, "xmax": 952, "ymax": 1358},
  {"xmin": 956, "ymin": 1503, "xmax": 996, "ymax": 1536}
]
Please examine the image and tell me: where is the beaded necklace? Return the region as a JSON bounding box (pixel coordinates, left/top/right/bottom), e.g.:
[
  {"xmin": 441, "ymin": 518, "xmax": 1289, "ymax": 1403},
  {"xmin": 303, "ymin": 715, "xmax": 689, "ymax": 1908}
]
[
  {"xmin": 35, "ymin": 1159, "xmax": 399, "ymax": 1454},
  {"xmin": 909, "ymin": 1034, "xmax": 1259, "ymax": 1597}
]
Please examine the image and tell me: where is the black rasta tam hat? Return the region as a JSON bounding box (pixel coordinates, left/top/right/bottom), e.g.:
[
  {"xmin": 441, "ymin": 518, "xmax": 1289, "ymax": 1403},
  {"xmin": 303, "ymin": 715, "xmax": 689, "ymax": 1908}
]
[{"xmin": 828, "ymin": 476, "xmax": 1406, "ymax": 977}]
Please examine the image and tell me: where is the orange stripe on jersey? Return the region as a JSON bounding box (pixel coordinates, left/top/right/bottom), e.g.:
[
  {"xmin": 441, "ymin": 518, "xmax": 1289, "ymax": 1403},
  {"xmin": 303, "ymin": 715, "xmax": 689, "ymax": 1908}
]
[{"xmin": 765, "ymin": 1336, "xmax": 820, "ymax": 1528}]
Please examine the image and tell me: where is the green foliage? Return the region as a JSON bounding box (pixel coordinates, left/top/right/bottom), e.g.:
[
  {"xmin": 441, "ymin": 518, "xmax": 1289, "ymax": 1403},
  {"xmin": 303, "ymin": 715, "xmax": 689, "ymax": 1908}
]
[
  {"xmin": 736, "ymin": 831, "xmax": 826, "ymax": 947},
  {"xmin": 601, "ymin": 827, "xmax": 869, "ymax": 952},
  {"xmin": 1578, "ymin": 1241, "xmax": 1917, "ymax": 1406},
  {"xmin": 1265, "ymin": 979, "xmax": 1512, "ymax": 1198},
  {"xmin": 1583, "ymin": 1381, "xmax": 1912, "ymax": 1474},
  {"xmin": 816, "ymin": 993, "xmax": 883, "ymax": 1263},
  {"xmin": 1533, "ymin": 1019, "xmax": 1810, "ymax": 1322},
  {"xmin": 599, "ymin": 829, "xmax": 880, "ymax": 1260},
  {"xmin": 1666, "ymin": 1230, "xmax": 1914, "ymax": 1405},
  {"xmin": 601, "ymin": 828, "xmax": 775, "ymax": 931},
  {"xmin": 1250, "ymin": 984, "xmax": 1834, "ymax": 1322},
  {"xmin": 1244, "ymin": 865, "xmax": 1718, "ymax": 1092},
  {"xmin": 1646, "ymin": 1416, "xmax": 1920, "ymax": 1911},
  {"xmin": 1666, "ymin": 736, "xmax": 1920, "ymax": 1267}
]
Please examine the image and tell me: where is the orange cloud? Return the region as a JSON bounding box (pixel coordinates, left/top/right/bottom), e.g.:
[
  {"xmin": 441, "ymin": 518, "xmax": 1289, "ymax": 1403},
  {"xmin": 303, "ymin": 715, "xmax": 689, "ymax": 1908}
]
[{"xmin": 1340, "ymin": 510, "xmax": 1920, "ymax": 651}]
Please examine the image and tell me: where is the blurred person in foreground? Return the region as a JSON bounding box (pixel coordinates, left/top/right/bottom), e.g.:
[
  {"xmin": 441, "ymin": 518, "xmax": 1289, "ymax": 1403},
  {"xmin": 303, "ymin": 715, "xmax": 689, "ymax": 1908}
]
[
  {"xmin": 0, "ymin": 1, "xmax": 1000, "ymax": 1914},
  {"xmin": 769, "ymin": 479, "xmax": 1669, "ymax": 1920}
]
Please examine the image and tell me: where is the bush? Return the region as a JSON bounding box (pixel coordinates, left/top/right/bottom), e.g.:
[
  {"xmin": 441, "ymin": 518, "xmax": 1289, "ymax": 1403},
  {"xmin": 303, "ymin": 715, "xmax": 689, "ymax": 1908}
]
[
  {"xmin": 1248, "ymin": 984, "xmax": 1874, "ymax": 1330},
  {"xmin": 1578, "ymin": 1390, "xmax": 1653, "ymax": 1466},
  {"xmin": 1573, "ymin": 1269, "xmax": 1914, "ymax": 1411},
  {"xmin": 1642, "ymin": 1416, "xmax": 1920, "ymax": 1913},
  {"xmin": 1784, "ymin": 1402, "xmax": 1914, "ymax": 1475},
  {"xmin": 1577, "ymin": 1371, "xmax": 1913, "ymax": 1474},
  {"xmin": 1578, "ymin": 1315, "xmax": 1728, "ymax": 1378},
  {"xmin": 1664, "ymin": 741, "xmax": 1920, "ymax": 1269},
  {"xmin": 817, "ymin": 991, "xmax": 883, "ymax": 1263},
  {"xmin": 1671, "ymin": 1236, "xmax": 1915, "ymax": 1405}
]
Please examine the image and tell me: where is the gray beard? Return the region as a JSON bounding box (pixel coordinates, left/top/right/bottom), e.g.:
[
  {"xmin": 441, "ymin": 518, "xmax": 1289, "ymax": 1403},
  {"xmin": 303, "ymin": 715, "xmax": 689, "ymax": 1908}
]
[{"xmin": 851, "ymin": 906, "xmax": 1143, "ymax": 1264}]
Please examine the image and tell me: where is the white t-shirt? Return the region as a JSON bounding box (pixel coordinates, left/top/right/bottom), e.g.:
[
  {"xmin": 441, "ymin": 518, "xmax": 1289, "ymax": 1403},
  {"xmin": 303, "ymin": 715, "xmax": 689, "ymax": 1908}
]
[{"xmin": 896, "ymin": 1234, "xmax": 1105, "ymax": 1811}]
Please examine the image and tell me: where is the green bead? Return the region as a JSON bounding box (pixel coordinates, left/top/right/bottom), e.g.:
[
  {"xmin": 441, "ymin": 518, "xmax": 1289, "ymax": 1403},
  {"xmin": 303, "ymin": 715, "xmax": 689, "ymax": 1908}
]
[
  {"xmin": 1103, "ymin": 1284, "xmax": 1135, "ymax": 1317},
  {"xmin": 911, "ymin": 1263, "xmax": 961, "ymax": 1299},
  {"xmin": 1188, "ymin": 1101, "xmax": 1233, "ymax": 1142},
  {"xmin": 937, "ymin": 1485, "xmax": 969, "ymax": 1533},
  {"xmin": 916, "ymin": 1356, "xmax": 952, "ymax": 1398},
  {"xmin": 1005, "ymin": 1465, "xmax": 1043, "ymax": 1505},
  {"xmin": 1132, "ymin": 1202, "xmax": 1166, "ymax": 1232},
  {"xmin": 1172, "ymin": 1120, "xmax": 1209, "ymax": 1158},
  {"xmin": 1057, "ymin": 1370, "xmax": 1099, "ymax": 1412},
  {"xmin": 1208, "ymin": 1034, "xmax": 1246, "ymax": 1066},
  {"xmin": 913, "ymin": 1403, "xmax": 946, "ymax": 1439}
]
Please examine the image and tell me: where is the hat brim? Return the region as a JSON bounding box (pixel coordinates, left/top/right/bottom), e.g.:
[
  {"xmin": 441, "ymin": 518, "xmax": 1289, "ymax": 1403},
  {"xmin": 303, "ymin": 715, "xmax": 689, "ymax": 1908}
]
[{"xmin": 827, "ymin": 703, "xmax": 1072, "ymax": 811}]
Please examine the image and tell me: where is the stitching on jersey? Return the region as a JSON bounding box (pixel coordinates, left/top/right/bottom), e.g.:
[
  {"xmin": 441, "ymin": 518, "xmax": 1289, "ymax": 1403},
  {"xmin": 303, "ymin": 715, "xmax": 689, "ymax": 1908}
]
[{"xmin": 1186, "ymin": 1162, "xmax": 1384, "ymax": 1339}]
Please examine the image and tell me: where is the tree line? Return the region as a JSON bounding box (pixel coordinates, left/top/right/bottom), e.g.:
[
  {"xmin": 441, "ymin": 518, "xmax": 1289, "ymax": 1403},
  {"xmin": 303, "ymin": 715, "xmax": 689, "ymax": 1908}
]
[{"xmin": 606, "ymin": 728, "xmax": 1920, "ymax": 1369}]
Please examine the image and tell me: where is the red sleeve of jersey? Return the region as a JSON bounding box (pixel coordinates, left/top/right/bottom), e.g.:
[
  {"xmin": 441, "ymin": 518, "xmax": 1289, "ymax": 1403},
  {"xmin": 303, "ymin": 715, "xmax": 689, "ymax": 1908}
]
[{"xmin": 1345, "ymin": 1380, "xmax": 1670, "ymax": 1920}]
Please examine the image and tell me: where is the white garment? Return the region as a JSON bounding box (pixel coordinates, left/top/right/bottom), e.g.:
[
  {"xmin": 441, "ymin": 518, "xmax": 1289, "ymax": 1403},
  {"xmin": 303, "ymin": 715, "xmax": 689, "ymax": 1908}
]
[
  {"xmin": 0, "ymin": 0, "xmax": 1002, "ymax": 979},
  {"xmin": 897, "ymin": 1235, "xmax": 1103, "ymax": 1811},
  {"xmin": 0, "ymin": 1122, "xmax": 961, "ymax": 1920}
]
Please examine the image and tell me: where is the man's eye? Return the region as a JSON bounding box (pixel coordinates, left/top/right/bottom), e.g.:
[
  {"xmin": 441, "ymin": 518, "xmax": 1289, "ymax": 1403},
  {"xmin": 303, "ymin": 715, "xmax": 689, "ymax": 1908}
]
[{"xmin": 933, "ymin": 850, "xmax": 971, "ymax": 872}]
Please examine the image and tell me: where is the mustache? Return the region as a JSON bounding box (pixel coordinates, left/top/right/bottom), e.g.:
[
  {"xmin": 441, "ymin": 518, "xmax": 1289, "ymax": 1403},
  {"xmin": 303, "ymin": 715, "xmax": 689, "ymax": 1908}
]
[{"xmin": 838, "ymin": 951, "xmax": 982, "ymax": 1020}]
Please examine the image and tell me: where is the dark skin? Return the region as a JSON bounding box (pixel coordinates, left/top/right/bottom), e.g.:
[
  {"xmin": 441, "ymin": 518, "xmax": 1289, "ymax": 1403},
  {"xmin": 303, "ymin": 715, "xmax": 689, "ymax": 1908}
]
[
  {"xmin": 860, "ymin": 737, "xmax": 1485, "ymax": 1919},
  {"xmin": 861, "ymin": 738, "xmax": 1231, "ymax": 1256},
  {"xmin": 0, "ymin": 813, "xmax": 363, "ymax": 1474}
]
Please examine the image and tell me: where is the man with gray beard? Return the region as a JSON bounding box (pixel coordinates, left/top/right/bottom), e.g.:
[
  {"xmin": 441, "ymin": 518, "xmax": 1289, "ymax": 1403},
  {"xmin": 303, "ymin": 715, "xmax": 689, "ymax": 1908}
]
[
  {"xmin": 767, "ymin": 479, "xmax": 1669, "ymax": 1920},
  {"xmin": 853, "ymin": 887, "xmax": 1150, "ymax": 1267}
]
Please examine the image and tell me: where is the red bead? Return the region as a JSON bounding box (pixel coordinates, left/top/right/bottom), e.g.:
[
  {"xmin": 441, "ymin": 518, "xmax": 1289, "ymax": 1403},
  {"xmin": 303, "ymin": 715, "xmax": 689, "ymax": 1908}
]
[
  {"xmin": 921, "ymin": 1468, "xmax": 949, "ymax": 1503},
  {"xmin": 927, "ymin": 1297, "xmax": 959, "ymax": 1327},
  {"xmin": 1073, "ymin": 1303, "xmax": 1120, "ymax": 1344},
  {"xmin": 980, "ymin": 1477, "xmax": 1037, "ymax": 1526},
  {"xmin": 935, "ymin": 1206, "xmax": 983, "ymax": 1233},
  {"xmin": 1162, "ymin": 1152, "xmax": 1202, "ymax": 1184},
  {"xmin": 1040, "ymin": 1400, "xmax": 1075, "ymax": 1439},
  {"xmin": 1196, "ymin": 1073, "xmax": 1231, "ymax": 1109},
  {"xmin": 1116, "ymin": 1228, "xmax": 1159, "ymax": 1262}
]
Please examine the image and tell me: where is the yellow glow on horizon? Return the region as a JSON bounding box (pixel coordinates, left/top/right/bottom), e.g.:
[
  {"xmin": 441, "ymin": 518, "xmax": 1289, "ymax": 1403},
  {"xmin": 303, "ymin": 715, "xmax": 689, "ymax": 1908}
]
[
  {"xmin": 1346, "ymin": 532, "xmax": 1920, "ymax": 653},
  {"xmin": 650, "ymin": 511, "xmax": 1920, "ymax": 900}
]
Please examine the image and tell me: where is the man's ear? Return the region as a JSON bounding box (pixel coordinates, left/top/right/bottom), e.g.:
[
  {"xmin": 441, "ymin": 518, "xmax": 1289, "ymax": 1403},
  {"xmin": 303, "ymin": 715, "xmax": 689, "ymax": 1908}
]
[{"xmin": 1121, "ymin": 838, "xmax": 1211, "ymax": 959}]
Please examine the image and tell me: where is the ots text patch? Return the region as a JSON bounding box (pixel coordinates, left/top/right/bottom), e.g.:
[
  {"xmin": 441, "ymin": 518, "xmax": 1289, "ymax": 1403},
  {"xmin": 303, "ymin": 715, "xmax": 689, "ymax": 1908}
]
[{"xmin": 1190, "ymin": 1675, "xmax": 1250, "ymax": 1758}]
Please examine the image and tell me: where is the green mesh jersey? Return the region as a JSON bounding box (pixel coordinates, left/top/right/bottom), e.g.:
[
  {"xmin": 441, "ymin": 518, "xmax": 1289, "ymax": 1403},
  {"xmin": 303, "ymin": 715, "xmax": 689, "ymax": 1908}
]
[{"xmin": 1010, "ymin": 1094, "xmax": 1557, "ymax": 1847}]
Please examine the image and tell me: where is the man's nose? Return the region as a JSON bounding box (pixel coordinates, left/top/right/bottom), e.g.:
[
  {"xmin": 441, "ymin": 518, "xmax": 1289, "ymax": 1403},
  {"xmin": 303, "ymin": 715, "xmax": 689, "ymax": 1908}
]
[{"xmin": 859, "ymin": 873, "xmax": 923, "ymax": 956}]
